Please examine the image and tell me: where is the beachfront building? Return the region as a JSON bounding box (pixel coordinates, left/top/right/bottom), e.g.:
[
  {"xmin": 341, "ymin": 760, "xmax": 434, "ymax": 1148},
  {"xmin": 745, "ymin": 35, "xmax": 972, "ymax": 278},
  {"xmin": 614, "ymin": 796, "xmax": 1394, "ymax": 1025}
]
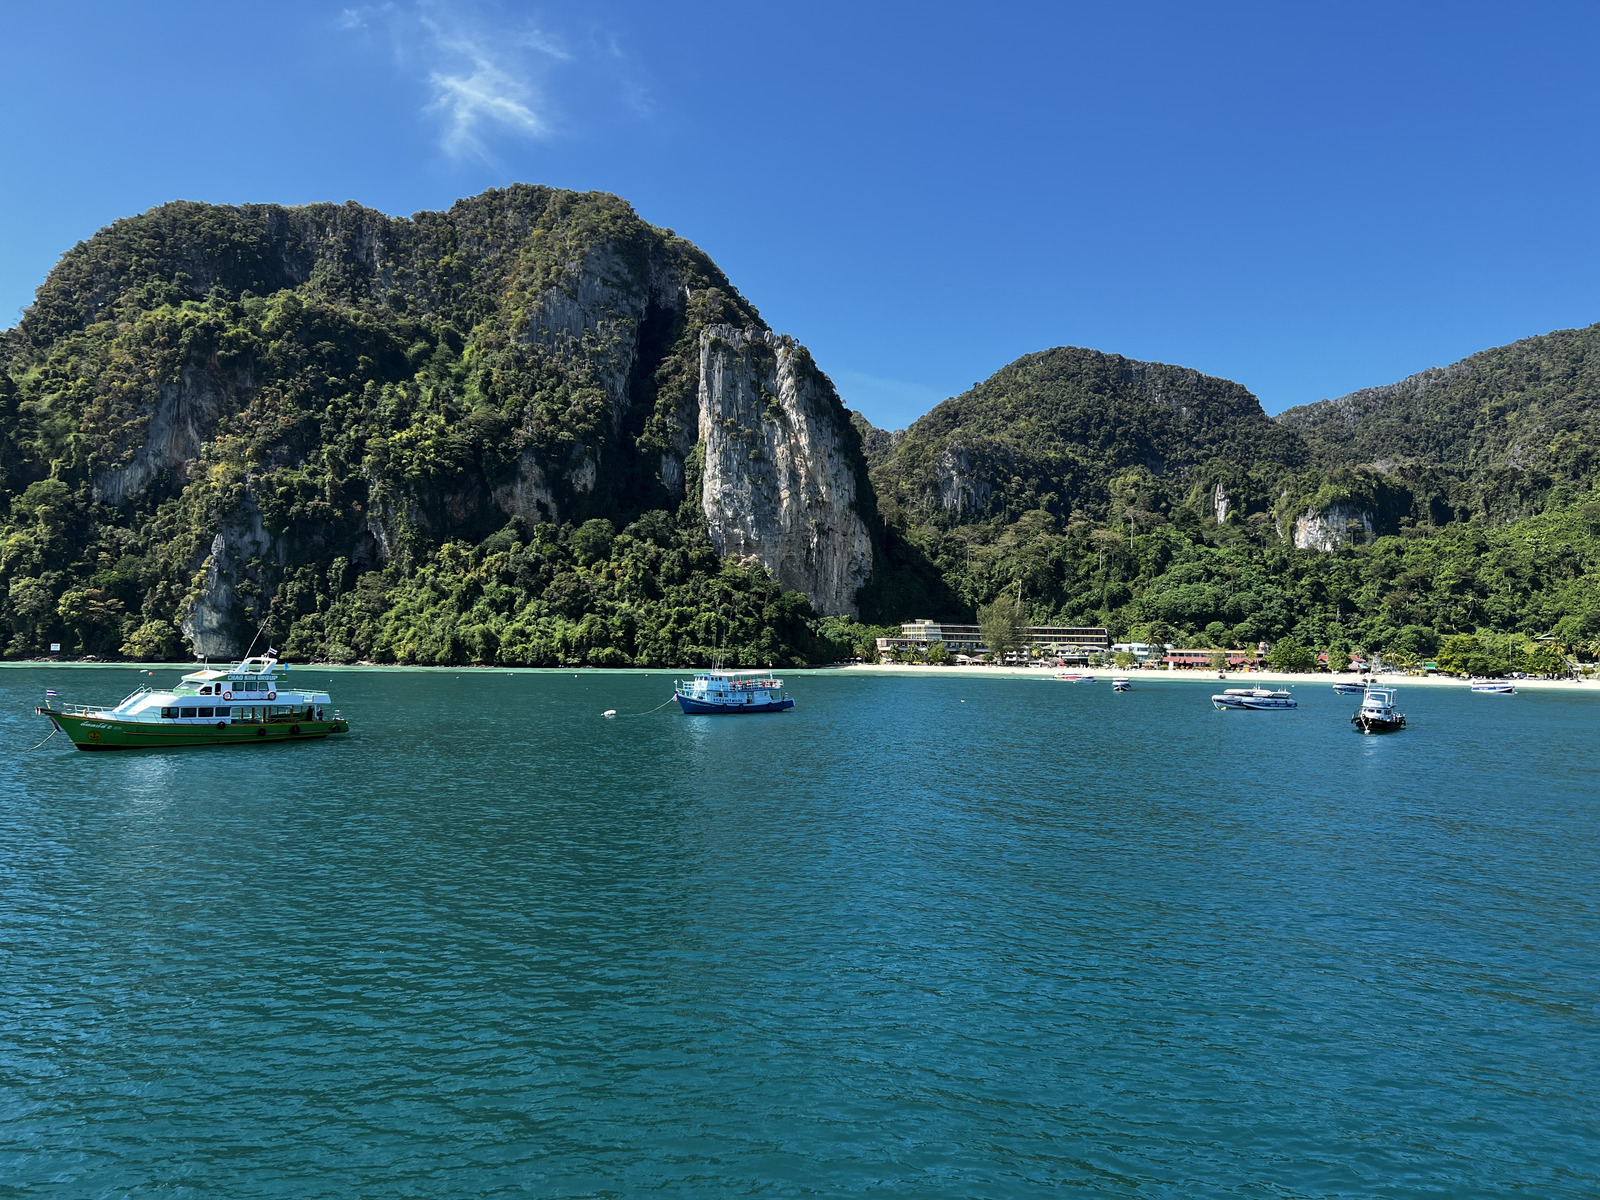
[
  {"xmin": 1110, "ymin": 641, "xmax": 1161, "ymax": 663},
  {"xmin": 875, "ymin": 620, "xmax": 1111, "ymax": 662},
  {"xmin": 1163, "ymin": 647, "xmax": 1267, "ymax": 669}
]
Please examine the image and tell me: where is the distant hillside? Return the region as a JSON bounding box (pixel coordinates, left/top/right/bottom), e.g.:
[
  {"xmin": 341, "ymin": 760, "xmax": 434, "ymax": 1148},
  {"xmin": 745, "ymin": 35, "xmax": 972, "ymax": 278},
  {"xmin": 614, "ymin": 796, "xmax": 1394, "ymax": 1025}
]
[
  {"xmin": 871, "ymin": 346, "xmax": 1305, "ymax": 529},
  {"xmin": 1277, "ymin": 322, "xmax": 1600, "ymax": 516}
]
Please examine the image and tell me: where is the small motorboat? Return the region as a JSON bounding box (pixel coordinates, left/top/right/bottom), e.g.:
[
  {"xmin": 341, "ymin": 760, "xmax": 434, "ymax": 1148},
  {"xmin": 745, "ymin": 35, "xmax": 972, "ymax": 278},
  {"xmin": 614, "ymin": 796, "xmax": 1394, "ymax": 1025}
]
[
  {"xmin": 1470, "ymin": 680, "xmax": 1517, "ymax": 695},
  {"xmin": 1351, "ymin": 687, "xmax": 1406, "ymax": 733},
  {"xmin": 1211, "ymin": 687, "xmax": 1297, "ymax": 711},
  {"xmin": 1111, "ymin": 678, "xmax": 1130, "ymax": 692},
  {"xmin": 1331, "ymin": 681, "xmax": 1368, "ymax": 695},
  {"xmin": 1056, "ymin": 672, "xmax": 1096, "ymax": 682}
]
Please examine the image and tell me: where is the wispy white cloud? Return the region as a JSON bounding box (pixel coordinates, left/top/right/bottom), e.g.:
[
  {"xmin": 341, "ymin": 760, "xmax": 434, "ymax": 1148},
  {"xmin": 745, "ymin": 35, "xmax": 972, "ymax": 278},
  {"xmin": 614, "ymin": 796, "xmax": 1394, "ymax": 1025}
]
[{"xmin": 341, "ymin": 1, "xmax": 576, "ymax": 162}]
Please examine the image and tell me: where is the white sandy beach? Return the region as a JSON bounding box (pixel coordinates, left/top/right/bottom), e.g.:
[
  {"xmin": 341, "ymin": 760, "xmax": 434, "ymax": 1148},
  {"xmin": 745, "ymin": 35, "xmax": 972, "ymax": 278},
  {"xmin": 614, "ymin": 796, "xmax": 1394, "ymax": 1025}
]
[
  {"xmin": 5, "ymin": 659, "xmax": 1596, "ymax": 692},
  {"xmin": 829, "ymin": 661, "xmax": 1600, "ymax": 692}
]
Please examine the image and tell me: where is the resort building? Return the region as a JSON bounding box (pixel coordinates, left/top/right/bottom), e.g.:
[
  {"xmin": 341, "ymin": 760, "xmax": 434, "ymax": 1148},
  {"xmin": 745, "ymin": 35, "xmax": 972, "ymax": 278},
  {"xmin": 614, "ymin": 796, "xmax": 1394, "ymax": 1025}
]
[
  {"xmin": 1110, "ymin": 641, "xmax": 1161, "ymax": 663},
  {"xmin": 875, "ymin": 620, "xmax": 1111, "ymax": 661},
  {"xmin": 1162, "ymin": 648, "xmax": 1266, "ymax": 669}
]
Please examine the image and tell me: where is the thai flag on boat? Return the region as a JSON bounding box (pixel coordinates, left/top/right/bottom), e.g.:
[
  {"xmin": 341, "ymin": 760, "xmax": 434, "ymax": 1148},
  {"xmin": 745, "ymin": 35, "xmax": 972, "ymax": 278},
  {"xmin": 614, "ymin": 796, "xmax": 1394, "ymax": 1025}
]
[{"xmin": 44, "ymin": 689, "xmax": 57, "ymax": 696}]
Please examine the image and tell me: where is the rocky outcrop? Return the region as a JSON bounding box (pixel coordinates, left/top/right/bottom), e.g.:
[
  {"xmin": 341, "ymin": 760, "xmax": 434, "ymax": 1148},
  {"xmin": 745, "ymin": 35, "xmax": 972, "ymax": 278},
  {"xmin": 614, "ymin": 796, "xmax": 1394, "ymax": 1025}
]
[
  {"xmin": 697, "ymin": 326, "xmax": 873, "ymax": 616},
  {"xmin": 491, "ymin": 451, "xmax": 559, "ymax": 525},
  {"xmin": 932, "ymin": 444, "xmax": 995, "ymax": 517},
  {"xmin": 1292, "ymin": 502, "xmax": 1373, "ymax": 551},
  {"xmin": 180, "ymin": 500, "xmax": 277, "ymax": 658},
  {"xmin": 1211, "ymin": 482, "xmax": 1231, "ymax": 523},
  {"xmin": 525, "ymin": 241, "xmax": 684, "ymax": 439},
  {"xmin": 93, "ymin": 360, "xmax": 251, "ymax": 504}
]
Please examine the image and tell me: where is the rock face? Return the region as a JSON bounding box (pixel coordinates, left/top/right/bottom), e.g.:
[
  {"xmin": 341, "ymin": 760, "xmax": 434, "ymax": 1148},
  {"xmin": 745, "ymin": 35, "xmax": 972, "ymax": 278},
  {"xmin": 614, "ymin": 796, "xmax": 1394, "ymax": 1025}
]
[
  {"xmin": 180, "ymin": 502, "xmax": 276, "ymax": 657},
  {"xmin": 1292, "ymin": 503, "xmax": 1373, "ymax": 551},
  {"xmin": 932, "ymin": 444, "xmax": 996, "ymax": 517},
  {"xmin": 1211, "ymin": 482, "xmax": 1231, "ymax": 524},
  {"xmin": 93, "ymin": 359, "xmax": 252, "ymax": 505},
  {"xmin": 697, "ymin": 326, "xmax": 873, "ymax": 616}
]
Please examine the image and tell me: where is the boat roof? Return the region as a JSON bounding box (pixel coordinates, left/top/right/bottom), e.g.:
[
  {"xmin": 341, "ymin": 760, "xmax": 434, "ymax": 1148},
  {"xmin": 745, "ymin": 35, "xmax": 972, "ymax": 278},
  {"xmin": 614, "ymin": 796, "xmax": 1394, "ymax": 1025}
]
[
  {"xmin": 699, "ymin": 669, "xmax": 778, "ymax": 677},
  {"xmin": 179, "ymin": 656, "xmax": 284, "ymax": 684}
]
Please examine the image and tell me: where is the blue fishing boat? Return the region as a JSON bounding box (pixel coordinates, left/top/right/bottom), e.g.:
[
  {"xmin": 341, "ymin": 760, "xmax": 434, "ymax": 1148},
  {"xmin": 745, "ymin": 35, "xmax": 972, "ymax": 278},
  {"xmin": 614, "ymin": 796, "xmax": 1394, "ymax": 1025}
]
[{"xmin": 674, "ymin": 669, "xmax": 795, "ymax": 714}]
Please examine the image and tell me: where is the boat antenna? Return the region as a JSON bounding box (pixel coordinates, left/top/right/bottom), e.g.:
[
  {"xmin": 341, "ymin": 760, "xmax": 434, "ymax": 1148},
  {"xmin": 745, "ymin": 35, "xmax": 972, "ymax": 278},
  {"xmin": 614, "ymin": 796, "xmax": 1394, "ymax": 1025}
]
[{"xmin": 242, "ymin": 614, "xmax": 271, "ymax": 661}]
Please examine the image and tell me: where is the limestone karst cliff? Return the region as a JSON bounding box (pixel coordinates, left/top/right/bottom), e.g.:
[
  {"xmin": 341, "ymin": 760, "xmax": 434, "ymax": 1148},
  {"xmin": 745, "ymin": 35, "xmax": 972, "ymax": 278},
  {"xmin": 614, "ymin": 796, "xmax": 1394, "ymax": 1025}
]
[
  {"xmin": 697, "ymin": 327, "xmax": 873, "ymax": 617},
  {"xmin": 0, "ymin": 186, "xmax": 877, "ymax": 663},
  {"xmin": 7, "ymin": 185, "xmax": 1600, "ymax": 666}
]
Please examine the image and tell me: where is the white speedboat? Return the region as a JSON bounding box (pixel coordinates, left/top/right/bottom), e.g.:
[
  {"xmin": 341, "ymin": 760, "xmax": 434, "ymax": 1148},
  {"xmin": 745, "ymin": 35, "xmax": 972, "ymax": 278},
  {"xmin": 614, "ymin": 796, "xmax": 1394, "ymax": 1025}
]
[
  {"xmin": 1470, "ymin": 681, "xmax": 1517, "ymax": 695},
  {"xmin": 1211, "ymin": 687, "xmax": 1297, "ymax": 711},
  {"xmin": 1351, "ymin": 687, "xmax": 1406, "ymax": 733},
  {"xmin": 1111, "ymin": 678, "xmax": 1131, "ymax": 692},
  {"xmin": 1331, "ymin": 681, "xmax": 1368, "ymax": 695}
]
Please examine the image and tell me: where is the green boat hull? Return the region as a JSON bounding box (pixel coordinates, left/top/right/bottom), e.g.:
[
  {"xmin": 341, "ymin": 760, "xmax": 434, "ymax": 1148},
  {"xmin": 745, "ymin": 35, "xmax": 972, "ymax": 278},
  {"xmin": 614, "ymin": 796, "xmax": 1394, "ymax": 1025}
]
[{"xmin": 39, "ymin": 708, "xmax": 350, "ymax": 751}]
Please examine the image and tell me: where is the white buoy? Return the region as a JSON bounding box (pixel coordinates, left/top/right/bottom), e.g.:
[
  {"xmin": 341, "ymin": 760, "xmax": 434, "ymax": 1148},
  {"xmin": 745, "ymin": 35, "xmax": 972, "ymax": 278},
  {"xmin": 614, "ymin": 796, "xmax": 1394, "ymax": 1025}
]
[{"xmin": 602, "ymin": 709, "xmax": 617, "ymax": 718}]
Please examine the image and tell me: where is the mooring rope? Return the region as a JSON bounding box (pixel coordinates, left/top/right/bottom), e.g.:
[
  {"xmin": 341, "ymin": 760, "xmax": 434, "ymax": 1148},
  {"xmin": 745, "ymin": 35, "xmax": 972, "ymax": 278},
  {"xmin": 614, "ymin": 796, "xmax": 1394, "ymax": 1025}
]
[
  {"xmin": 27, "ymin": 726, "xmax": 58, "ymax": 751},
  {"xmin": 607, "ymin": 695, "xmax": 679, "ymax": 718}
]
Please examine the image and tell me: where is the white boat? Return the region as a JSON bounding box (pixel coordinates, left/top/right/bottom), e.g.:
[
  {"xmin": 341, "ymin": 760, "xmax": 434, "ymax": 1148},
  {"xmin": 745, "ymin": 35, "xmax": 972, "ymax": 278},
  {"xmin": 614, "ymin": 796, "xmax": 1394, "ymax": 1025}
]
[
  {"xmin": 1212, "ymin": 687, "xmax": 1297, "ymax": 711},
  {"xmin": 35, "ymin": 654, "xmax": 347, "ymax": 750},
  {"xmin": 1351, "ymin": 687, "xmax": 1406, "ymax": 733},
  {"xmin": 1331, "ymin": 681, "xmax": 1368, "ymax": 695},
  {"xmin": 1056, "ymin": 672, "xmax": 1096, "ymax": 682},
  {"xmin": 1111, "ymin": 678, "xmax": 1131, "ymax": 692},
  {"xmin": 1470, "ymin": 680, "xmax": 1517, "ymax": 694},
  {"xmin": 674, "ymin": 669, "xmax": 794, "ymax": 714}
]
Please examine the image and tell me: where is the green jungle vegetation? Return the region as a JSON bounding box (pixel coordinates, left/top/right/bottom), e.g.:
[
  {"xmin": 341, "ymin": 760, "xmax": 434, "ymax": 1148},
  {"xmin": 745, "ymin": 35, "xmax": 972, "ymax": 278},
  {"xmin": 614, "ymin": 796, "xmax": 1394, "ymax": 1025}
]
[
  {"xmin": 1278, "ymin": 322, "xmax": 1600, "ymax": 521},
  {"xmin": 0, "ymin": 188, "xmax": 849, "ymax": 668},
  {"xmin": 862, "ymin": 338, "xmax": 1600, "ymax": 675},
  {"xmin": 871, "ymin": 463, "xmax": 1600, "ymax": 674},
  {"xmin": 3, "ymin": 187, "xmax": 1598, "ymax": 672}
]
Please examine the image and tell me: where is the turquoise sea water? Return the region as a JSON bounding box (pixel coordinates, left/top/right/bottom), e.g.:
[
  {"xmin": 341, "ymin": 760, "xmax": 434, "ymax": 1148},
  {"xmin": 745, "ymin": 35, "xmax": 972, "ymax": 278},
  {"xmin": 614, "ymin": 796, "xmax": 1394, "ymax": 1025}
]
[{"xmin": 2, "ymin": 667, "xmax": 1597, "ymax": 1197}]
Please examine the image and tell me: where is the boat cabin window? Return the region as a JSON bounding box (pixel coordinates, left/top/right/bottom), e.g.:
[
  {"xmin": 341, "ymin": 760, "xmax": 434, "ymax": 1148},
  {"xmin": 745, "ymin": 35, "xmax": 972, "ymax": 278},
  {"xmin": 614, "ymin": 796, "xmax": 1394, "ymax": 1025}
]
[
  {"xmin": 161, "ymin": 707, "xmax": 175, "ymax": 719},
  {"xmin": 180, "ymin": 707, "xmax": 197, "ymax": 718}
]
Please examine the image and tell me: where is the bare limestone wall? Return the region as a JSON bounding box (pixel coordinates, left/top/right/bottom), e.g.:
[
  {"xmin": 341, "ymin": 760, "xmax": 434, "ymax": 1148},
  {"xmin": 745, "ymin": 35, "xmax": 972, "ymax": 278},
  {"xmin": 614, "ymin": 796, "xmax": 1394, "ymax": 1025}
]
[
  {"xmin": 1292, "ymin": 502, "xmax": 1374, "ymax": 551},
  {"xmin": 697, "ymin": 326, "xmax": 873, "ymax": 617}
]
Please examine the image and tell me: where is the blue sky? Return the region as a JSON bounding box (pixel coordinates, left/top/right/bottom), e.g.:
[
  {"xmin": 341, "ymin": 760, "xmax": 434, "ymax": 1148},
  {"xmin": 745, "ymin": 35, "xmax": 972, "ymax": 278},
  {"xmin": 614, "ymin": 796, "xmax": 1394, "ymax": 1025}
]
[{"xmin": 3, "ymin": 1, "xmax": 1598, "ymax": 427}]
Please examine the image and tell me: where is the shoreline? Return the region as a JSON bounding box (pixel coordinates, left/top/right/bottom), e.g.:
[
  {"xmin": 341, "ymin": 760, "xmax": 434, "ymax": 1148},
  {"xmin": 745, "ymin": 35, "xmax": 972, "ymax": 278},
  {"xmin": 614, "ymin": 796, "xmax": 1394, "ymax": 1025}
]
[
  {"xmin": 827, "ymin": 662, "xmax": 1600, "ymax": 691},
  {"xmin": 2, "ymin": 658, "xmax": 1596, "ymax": 691}
]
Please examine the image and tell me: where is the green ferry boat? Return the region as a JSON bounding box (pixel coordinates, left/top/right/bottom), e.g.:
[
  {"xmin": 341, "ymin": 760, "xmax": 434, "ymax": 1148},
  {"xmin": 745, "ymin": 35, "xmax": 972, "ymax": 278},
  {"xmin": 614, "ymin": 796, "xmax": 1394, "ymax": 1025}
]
[{"xmin": 36, "ymin": 654, "xmax": 349, "ymax": 751}]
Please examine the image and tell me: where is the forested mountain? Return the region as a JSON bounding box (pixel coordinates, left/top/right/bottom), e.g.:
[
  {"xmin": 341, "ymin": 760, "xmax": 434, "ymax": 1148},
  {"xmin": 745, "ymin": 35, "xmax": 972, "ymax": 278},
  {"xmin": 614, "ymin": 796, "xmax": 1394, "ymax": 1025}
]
[
  {"xmin": 1278, "ymin": 322, "xmax": 1600, "ymax": 519},
  {"xmin": 871, "ymin": 347, "xmax": 1305, "ymax": 528},
  {"xmin": 4, "ymin": 187, "xmax": 1599, "ymax": 671},
  {"xmin": 858, "ymin": 341, "xmax": 1600, "ymax": 665},
  {"xmin": 0, "ymin": 187, "xmax": 880, "ymax": 666}
]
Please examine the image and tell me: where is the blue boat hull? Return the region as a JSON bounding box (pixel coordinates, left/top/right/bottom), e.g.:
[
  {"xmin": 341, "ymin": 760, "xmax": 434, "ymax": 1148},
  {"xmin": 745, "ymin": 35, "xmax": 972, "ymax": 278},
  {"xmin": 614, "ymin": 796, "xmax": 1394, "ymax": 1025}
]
[{"xmin": 675, "ymin": 695, "xmax": 795, "ymax": 715}]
